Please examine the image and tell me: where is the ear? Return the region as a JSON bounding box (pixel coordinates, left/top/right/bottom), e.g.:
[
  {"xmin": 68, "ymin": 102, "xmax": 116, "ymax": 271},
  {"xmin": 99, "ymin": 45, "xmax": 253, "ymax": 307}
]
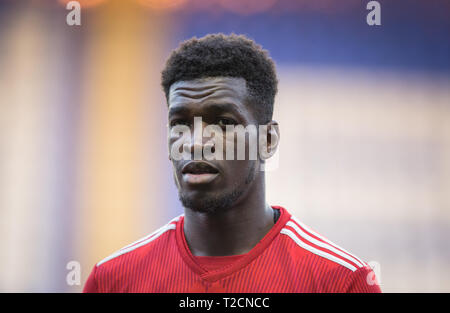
[{"xmin": 259, "ymin": 120, "xmax": 280, "ymax": 160}]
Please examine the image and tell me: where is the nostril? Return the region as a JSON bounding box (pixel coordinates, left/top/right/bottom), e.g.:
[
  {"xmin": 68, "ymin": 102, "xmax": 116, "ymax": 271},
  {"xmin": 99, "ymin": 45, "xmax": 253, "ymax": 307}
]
[
  {"xmin": 183, "ymin": 142, "xmax": 216, "ymax": 155},
  {"xmin": 203, "ymin": 142, "xmax": 215, "ymax": 153},
  {"xmin": 183, "ymin": 143, "xmax": 191, "ymax": 153}
]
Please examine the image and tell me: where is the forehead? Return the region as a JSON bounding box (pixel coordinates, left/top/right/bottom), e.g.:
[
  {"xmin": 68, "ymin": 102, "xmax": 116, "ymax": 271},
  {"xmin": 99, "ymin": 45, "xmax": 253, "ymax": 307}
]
[{"xmin": 168, "ymin": 77, "xmax": 248, "ymax": 112}]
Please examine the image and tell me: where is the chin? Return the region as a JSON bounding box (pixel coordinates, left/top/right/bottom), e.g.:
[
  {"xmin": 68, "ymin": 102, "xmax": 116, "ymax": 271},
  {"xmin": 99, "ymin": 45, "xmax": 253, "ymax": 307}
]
[{"xmin": 179, "ymin": 188, "xmax": 244, "ymax": 214}]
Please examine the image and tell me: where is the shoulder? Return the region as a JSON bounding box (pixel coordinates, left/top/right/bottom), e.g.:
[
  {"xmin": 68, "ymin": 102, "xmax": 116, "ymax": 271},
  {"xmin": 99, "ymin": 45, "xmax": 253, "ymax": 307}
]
[
  {"xmin": 278, "ymin": 213, "xmax": 381, "ymax": 292},
  {"xmin": 279, "ymin": 214, "xmax": 368, "ymax": 272},
  {"xmin": 83, "ymin": 215, "xmax": 183, "ymax": 292},
  {"xmin": 95, "ymin": 214, "xmax": 182, "ymax": 269}
]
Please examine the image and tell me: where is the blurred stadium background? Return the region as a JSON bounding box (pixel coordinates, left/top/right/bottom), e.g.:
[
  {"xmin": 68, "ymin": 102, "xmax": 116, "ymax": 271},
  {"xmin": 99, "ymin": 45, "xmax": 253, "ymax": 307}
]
[{"xmin": 0, "ymin": 0, "xmax": 449, "ymax": 292}]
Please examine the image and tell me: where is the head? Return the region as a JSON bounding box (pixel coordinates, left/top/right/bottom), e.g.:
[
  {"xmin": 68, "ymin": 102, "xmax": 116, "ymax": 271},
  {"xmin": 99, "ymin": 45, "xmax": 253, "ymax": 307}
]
[{"xmin": 161, "ymin": 33, "xmax": 279, "ymax": 214}]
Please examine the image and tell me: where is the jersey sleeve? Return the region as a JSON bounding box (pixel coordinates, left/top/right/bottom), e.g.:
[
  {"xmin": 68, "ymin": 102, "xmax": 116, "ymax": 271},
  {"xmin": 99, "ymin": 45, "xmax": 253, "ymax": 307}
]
[
  {"xmin": 344, "ymin": 265, "xmax": 382, "ymax": 293},
  {"xmin": 82, "ymin": 265, "xmax": 99, "ymax": 293}
]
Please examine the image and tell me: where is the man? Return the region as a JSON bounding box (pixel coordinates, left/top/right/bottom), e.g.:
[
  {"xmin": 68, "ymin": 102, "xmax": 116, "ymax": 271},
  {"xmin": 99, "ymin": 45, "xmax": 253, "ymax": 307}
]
[{"xmin": 83, "ymin": 33, "xmax": 381, "ymax": 293}]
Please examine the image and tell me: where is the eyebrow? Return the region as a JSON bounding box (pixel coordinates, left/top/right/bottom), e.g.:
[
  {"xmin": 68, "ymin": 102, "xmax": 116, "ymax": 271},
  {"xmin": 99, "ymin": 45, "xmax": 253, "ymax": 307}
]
[
  {"xmin": 168, "ymin": 102, "xmax": 242, "ymax": 117},
  {"xmin": 168, "ymin": 105, "xmax": 188, "ymax": 117}
]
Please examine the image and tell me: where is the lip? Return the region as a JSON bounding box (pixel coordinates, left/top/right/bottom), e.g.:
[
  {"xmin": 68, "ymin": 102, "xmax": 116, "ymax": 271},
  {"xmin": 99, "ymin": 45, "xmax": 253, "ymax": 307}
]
[
  {"xmin": 181, "ymin": 161, "xmax": 219, "ymax": 174},
  {"xmin": 181, "ymin": 161, "xmax": 220, "ymax": 185},
  {"xmin": 182, "ymin": 172, "xmax": 220, "ymax": 184}
]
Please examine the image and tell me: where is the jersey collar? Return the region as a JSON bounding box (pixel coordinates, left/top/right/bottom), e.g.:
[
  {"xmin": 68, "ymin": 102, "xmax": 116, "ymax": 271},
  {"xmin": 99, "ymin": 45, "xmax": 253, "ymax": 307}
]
[{"xmin": 175, "ymin": 205, "xmax": 291, "ymax": 282}]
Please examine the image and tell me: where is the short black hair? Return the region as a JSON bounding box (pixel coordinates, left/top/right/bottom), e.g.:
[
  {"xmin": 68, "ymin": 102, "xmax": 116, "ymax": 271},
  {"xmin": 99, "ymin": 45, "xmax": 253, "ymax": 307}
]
[{"xmin": 161, "ymin": 33, "xmax": 278, "ymax": 124}]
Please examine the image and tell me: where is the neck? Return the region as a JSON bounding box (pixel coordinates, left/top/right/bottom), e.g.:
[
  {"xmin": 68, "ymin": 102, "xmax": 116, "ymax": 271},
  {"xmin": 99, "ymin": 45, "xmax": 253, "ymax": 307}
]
[{"xmin": 183, "ymin": 176, "xmax": 274, "ymax": 256}]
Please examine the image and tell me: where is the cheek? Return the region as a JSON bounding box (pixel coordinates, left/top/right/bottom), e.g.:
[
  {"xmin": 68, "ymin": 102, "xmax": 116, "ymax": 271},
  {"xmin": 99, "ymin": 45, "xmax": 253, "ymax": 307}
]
[
  {"xmin": 172, "ymin": 171, "xmax": 181, "ymax": 189},
  {"xmin": 168, "ymin": 132, "xmax": 192, "ymax": 161},
  {"xmin": 221, "ymin": 131, "xmax": 256, "ymax": 161},
  {"xmin": 223, "ymin": 160, "xmax": 254, "ymax": 178}
]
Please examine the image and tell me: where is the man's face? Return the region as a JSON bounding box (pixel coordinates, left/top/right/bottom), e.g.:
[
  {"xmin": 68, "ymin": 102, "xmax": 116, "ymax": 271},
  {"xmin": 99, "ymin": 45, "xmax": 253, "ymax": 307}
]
[{"xmin": 167, "ymin": 77, "xmax": 259, "ymax": 214}]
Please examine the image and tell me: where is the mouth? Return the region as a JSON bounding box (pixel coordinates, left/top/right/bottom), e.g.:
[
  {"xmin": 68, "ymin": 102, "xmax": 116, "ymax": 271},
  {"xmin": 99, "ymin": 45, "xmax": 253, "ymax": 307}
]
[{"xmin": 181, "ymin": 161, "xmax": 220, "ymax": 185}]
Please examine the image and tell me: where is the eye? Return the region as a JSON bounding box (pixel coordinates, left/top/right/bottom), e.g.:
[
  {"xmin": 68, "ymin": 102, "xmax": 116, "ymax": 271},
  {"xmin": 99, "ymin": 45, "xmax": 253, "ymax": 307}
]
[
  {"xmin": 170, "ymin": 119, "xmax": 190, "ymax": 127},
  {"xmin": 217, "ymin": 118, "xmax": 237, "ymax": 128}
]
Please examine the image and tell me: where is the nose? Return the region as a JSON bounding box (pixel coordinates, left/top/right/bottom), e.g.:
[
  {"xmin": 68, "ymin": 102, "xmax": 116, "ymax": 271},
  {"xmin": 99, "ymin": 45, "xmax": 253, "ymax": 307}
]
[{"xmin": 182, "ymin": 117, "xmax": 215, "ymax": 159}]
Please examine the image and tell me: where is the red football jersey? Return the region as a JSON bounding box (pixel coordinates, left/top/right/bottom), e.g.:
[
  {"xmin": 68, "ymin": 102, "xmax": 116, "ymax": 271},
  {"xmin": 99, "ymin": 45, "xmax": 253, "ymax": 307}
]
[{"xmin": 83, "ymin": 206, "xmax": 381, "ymax": 293}]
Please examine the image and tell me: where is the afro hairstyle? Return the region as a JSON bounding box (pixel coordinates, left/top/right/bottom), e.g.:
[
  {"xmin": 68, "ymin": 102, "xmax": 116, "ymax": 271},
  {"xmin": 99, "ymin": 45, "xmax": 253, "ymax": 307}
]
[{"xmin": 161, "ymin": 33, "xmax": 278, "ymax": 124}]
